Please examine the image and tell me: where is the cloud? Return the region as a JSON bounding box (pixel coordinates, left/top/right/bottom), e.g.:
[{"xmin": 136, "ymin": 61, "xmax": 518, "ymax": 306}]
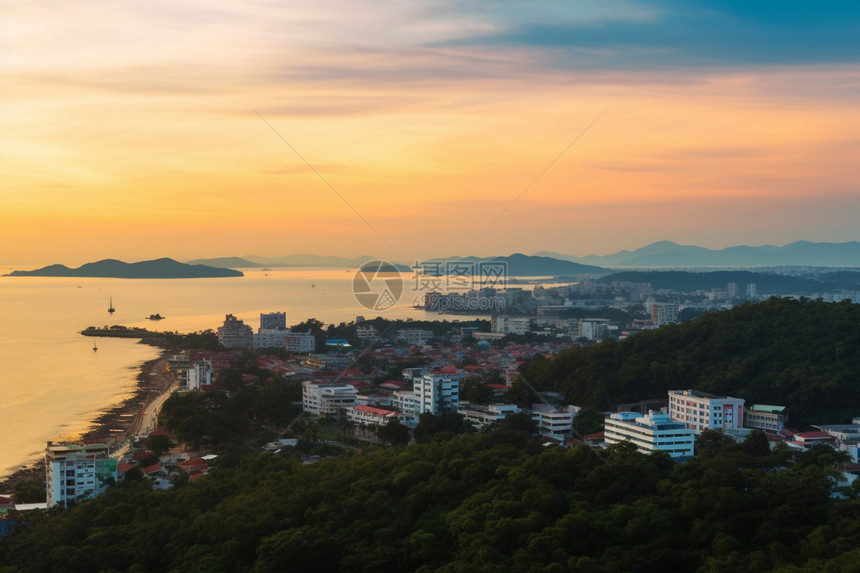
[{"xmin": 449, "ymin": 0, "xmax": 860, "ymax": 68}]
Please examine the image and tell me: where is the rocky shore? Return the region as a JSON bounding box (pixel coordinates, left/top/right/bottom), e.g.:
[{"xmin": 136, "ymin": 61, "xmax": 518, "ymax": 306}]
[{"xmin": 0, "ymin": 351, "xmax": 175, "ymax": 494}]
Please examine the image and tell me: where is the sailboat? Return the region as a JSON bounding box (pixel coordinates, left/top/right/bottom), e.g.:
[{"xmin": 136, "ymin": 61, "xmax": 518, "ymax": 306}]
[
  {"xmin": 93, "ymin": 342, "xmax": 98, "ymax": 352},
  {"xmin": 108, "ymin": 297, "xmax": 115, "ymax": 314}
]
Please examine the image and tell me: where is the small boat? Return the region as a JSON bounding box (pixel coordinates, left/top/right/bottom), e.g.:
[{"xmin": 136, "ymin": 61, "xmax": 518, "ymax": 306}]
[
  {"xmin": 93, "ymin": 343, "xmax": 98, "ymax": 352},
  {"xmin": 146, "ymin": 314, "xmax": 165, "ymax": 320},
  {"xmin": 108, "ymin": 297, "xmax": 115, "ymax": 314}
]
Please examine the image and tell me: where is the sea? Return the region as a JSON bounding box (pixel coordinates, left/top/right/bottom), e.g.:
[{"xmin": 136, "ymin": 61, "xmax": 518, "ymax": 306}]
[{"xmin": 0, "ymin": 267, "xmax": 482, "ymax": 482}]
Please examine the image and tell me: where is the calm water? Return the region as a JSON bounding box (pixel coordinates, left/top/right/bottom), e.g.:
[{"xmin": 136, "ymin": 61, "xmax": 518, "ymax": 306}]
[{"xmin": 0, "ymin": 267, "xmax": 476, "ymax": 480}]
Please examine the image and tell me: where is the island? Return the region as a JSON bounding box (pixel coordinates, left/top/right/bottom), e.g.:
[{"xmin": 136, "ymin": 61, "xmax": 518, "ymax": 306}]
[{"xmin": 3, "ymin": 257, "xmax": 244, "ymax": 279}]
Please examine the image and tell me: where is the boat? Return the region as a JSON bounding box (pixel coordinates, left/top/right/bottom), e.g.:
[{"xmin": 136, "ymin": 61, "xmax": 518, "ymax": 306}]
[
  {"xmin": 93, "ymin": 342, "xmax": 98, "ymax": 352},
  {"xmin": 146, "ymin": 314, "xmax": 165, "ymax": 320},
  {"xmin": 108, "ymin": 297, "xmax": 115, "ymax": 314}
]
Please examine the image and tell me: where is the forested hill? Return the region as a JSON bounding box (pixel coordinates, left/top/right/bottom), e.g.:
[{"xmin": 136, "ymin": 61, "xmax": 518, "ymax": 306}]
[
  {"xmin": 1, "ymin": 430, "xmax": 857, "ymax": 572},
  {"xmin": 519, "ymin": 297, "xmax": 860, "ymax": 426}
]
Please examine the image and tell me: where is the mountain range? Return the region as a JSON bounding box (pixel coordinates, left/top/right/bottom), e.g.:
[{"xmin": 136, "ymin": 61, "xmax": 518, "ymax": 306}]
[
  {"xmin": 4, "ymin": 258, "xmax": 243, "ymax": 278},
  {"xmin": 537, "ymin": 240, "xmax": 860, "ymax": 268}
]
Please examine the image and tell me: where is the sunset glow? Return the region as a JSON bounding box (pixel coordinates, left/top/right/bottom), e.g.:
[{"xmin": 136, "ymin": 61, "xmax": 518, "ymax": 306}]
[{"xmin": 4, "ymin": 1, "xmax": 860, "ymax": 266}]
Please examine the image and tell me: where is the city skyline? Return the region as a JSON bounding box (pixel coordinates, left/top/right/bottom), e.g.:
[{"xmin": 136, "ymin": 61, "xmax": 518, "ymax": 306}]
[{"xmin": 4, "ymin": 1, "xmax": 860, "ymax": 266}]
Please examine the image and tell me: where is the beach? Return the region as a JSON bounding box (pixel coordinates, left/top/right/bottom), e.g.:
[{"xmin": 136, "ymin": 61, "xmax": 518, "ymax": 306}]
[{"xmin": 0, "ymin": 349, "xmax": 175, "ymax": 494}]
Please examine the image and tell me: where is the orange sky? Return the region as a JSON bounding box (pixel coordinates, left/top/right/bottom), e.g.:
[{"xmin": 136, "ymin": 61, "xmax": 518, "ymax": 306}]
[{"xmin": 3, "ymin": 1, "xmax": 860, "ymax": 266}]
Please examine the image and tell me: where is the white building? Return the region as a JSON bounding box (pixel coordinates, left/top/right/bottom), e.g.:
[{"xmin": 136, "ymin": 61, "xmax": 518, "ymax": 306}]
[
  {"xmin": 356, "ymin": 324, "xmax": 380, "ymax": 344},
  {"xmin": 302, "ymin": 381, "xmax": 358, "ymax": 416},
  {"xmin": 392, "ymin": 389, "xmax": 420, "ymax": 419},
  {"xmin": 651, "ymin": 303, "xmax": 679, "ymax": 326},
  {"xmin": 604, "ymin": 411, "xmax": 696, "ymax": 458},
  {"xmin": 346, "ymin": 405, "xmax": 403, "ymax": 427},
  {"xmin": 579, "ymin": 319, "xmax": 610, "ymax": 342},
  {"xmin": 46, "ymin": 442, "xmax": 117, "ymax": 508},
  {"xmin": 217, "ymin": 314, "xmax": 253, "ymax": 349},
  {"xmin": 745, "ymin": 404, "xmax": 788, "ymax": 433},
  {"xmin": 529, "ymin": 404, "xmax": 577, "ymax": 439},
  {"xmin": 414, "ymin": 373, "xmax": 460, "ymax": 415},
  {"xmin": 458, "ymin": 403, "xmax": 522, "ymax": 429},
  {"xmin": 668, "ymin": 389, "xmax": 745, "ymax": 432},
  {"xmin": 492, "ymin": 316, "xmax": 531, "ymax": 335},
  {"xmin": 186, "ymin": 357, "xmax": 212, "ymax": 390},
  {"xmin": 284, "ymin": 330, "xmax": 315, "ymax": 353},
  {"xmin": 395, "ymin": 329, "xmax": 434, "ymax": 346},
  {"xmin": 254, "ymin": 330, "xmax": 287, "ymax": 349}
]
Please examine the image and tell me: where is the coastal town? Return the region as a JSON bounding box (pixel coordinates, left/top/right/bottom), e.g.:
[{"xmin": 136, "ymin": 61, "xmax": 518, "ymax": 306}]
[{"xmin": 5, "ymin": 285, "xmax": 860, "ymax": 517}]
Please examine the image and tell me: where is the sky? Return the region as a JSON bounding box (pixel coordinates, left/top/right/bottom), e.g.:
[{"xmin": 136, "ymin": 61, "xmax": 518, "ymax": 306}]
[{"xmin": 3, "ymin": 0, "xmax": 860, "ymax": 266}]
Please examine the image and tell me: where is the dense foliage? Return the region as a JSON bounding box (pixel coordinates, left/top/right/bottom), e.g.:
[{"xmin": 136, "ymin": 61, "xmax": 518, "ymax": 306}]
[
  {"xmin": 2, "ymin": 430, "xmax": 859, "ymax": 572},
  {"xmin": 517, "ymin": 298, "xmax": 860, "ymax": 426}
]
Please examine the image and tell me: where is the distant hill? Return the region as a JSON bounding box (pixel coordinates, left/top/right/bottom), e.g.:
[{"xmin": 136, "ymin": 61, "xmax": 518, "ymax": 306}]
[
  {"xmin": 4, "ymin": 258, "xmax": 244, "ymax": 278},
  {"xmin": 596, "ymin": 270, "xmax": 848, "ymax": 295},
  {"xmin": 419, "ymin": 254, "xmax": 608, "ymax": 277},
  {"xmin": 538, "ymin": 240, "xmax": 860, "ymax": 268},
  {"xmin": 243, "ymin": 254, "xmax": 379, "ymax": 267},
  {"xmin": 185, "ymin": 257, "xmax": 264, "ymax": 268}
]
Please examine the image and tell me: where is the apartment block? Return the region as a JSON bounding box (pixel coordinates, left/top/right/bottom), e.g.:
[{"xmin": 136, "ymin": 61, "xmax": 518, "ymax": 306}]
[
  {"xmin": 46, "ymin": 442, "xmax": 117, "ymax": 508},
  {"xmin": 604, "ymin": 411, "xmax": 696, "ymax": 458},
  {"xmin": 668, "ymin": 389, "xmax": 745, "ymax": 432}
]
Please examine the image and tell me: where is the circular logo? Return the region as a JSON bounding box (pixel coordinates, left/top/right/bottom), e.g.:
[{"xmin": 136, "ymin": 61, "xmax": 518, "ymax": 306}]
[{"xmin": 353, "ymin": 260, "xmax": 403, "ymax": 311}]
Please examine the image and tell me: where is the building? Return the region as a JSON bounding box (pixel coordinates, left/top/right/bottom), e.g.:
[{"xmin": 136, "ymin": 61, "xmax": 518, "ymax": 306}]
[
  {"xmin": 216, "ymin": 314, "xmax": 253, "ymax": 349},
  {"xmin": 167, "ymin": 353, "xmax": 190, "ymax": 389},
  {"xmin": 356, "ymin": 324, "xmax": 380, "ymax": 344},
  {"xmin": 458, "ymin": 403, "xmax": 522, "ymax": 429},
  {"xmin": 668, "ymin": 389, "xmax": 745, "ymax": 432},
  {"xmin": 529, "ymin": 404, "xmax": 577, "ymax": 439},
  {"xmin": 46, "ymin": 442, "xmax": 117, "ymax": 508},
  {"xmin": 259, "ymin": 312, "xmax": 286, "ymax": 331},
  {"xmin": 187, "ymin": 357, "xmax": 212, "ymax": 391},
  {"xmin": 578, "ymin": 319, "xmax": 610, "ymax": 342},
  {"xmin": 604, "ymin": 411, "xmax": 696, "ymax": 458},
  {"xmin": 745, "ymin": 404, "xmax": 788, "ymax": 433},
  {"xmin": 284, "ymin": 330, "xmax": 315, "ymax": 353},
  {"xmin": 395, "ymin": 329, "xmax": 434, "ymax": 346},
  {"xmin": 414, "ymin": 373, "xmax": 460, "ymax": 415},
  {"xmin": 254, "ymin": 312, "xmax": 289, "ymax": 349},
  {"xmin": 492, "ymin": 316, "xmax": 531, "ymax": 335},
  {"xmin": 302, "ymin": 381, "xmax": 358, "ymax": 416},
  {"xmin": 346, "ymin": 405, "xmax": 403, "ymax": 427},
  {"xmin": 651, "ymin": 303, "xmax": 679, "ymax": 326}
]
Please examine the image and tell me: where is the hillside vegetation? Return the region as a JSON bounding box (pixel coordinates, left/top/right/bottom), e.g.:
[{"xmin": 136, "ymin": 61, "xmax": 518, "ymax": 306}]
[
  {"xmin": 2, "ymin": 429, "xmax": 859, "ymax": 572},
  {"xmin": 517, "ymin": 297, "xmax": 860, "ymax": 426}
]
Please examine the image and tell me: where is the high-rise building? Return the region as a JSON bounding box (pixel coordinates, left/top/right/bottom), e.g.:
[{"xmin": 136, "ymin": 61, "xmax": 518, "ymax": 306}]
[
  {"xmin": 217, "ymin": 314, "xmax": 253, "ymax": 349},
  {"xmin": 259, "ymin": 312, "xmax": 286, "ymax": 331},
  {"xmin": 414, "ymin": 373, "xmax": 460, "ymax": 415},
  {"xmin": 46, "ymin": 442, "xmax": 117, "ymax": 508}
]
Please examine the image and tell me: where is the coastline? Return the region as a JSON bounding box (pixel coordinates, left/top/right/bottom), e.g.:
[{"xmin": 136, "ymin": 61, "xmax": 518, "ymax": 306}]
[{"xmin": 0, "ymin": 348, "xmax": 175, "ymax": 494}]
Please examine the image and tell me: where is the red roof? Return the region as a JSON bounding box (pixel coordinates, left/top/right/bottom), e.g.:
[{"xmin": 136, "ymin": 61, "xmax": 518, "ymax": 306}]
[
  {"xmin": 141, "ymin": 463, "xmax": 163, "ymax": 474},
  {"xmin": 341, "ymin": 369, "xmax": 365, "ymax": 376},
  {"xmin": 439, "ymin": 365, "xmax": 458, "ymax": 374},
  {"xmin": 796, "ymin": 431, "xmax": 834, "ymax": 441},
  {"xmin": 487, "ymin": 384, "xmax": 508, "ymax": 389},
  {"xmin": 585, "ymin": 432, "xmax": 605, "ymax": 441},
  {"xmin": 179, "ymin": 457, "xmax": 208, "ymax": 473},
  {"xmin": 117, "ymin": 463, "xmax": 135, "ymax": 473},
  {"xmin": 133, "ymin": 449, "xmax": 155, "ymax": 460},
  {"xmin": 0, "ymin": 496, "xmax": 14, "ymax": 505},
  {"xmin": 354, "ymin": 405, "xmax": 398, "ymax": 417}
]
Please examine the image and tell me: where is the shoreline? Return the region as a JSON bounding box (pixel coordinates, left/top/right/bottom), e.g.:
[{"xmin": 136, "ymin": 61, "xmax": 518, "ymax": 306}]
[{"xmin": 0, "ymin": 348, "xmax": 175, "ymax": 494}]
